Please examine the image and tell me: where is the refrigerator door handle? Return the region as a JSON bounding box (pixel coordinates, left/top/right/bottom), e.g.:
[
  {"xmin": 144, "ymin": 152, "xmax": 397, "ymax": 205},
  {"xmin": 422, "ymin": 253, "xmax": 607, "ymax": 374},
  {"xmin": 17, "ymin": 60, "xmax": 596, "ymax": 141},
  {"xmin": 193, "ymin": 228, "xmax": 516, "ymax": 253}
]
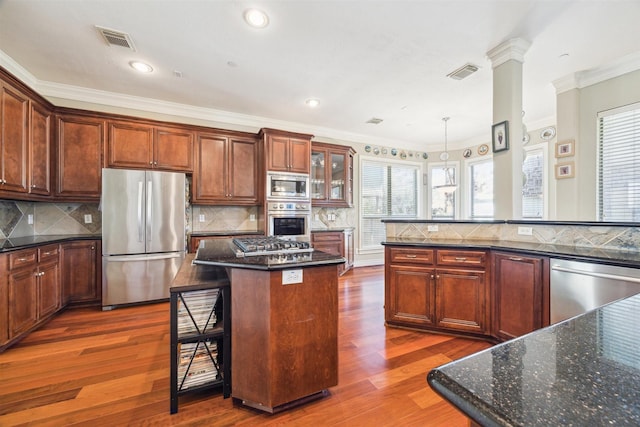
[
  {"xmin": 147, "ymin": 180, "xmax": 153, "ymax": 242},
  {"xmin": 137, "ymin": 180, "xmax": 144, "ymax": 243},
  {"xmin": 104, "ymin": 252, "xmax": 184, "ymax": 262}
]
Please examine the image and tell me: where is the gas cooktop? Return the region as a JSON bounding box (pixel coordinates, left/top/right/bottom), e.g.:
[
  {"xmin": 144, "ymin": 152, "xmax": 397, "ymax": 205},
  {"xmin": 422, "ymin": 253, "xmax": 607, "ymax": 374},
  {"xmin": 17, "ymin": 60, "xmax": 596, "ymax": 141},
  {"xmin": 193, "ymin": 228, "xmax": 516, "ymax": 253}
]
[{"xmin": 232, "ymin": 236, "xmax": 313, "ymax": 257}]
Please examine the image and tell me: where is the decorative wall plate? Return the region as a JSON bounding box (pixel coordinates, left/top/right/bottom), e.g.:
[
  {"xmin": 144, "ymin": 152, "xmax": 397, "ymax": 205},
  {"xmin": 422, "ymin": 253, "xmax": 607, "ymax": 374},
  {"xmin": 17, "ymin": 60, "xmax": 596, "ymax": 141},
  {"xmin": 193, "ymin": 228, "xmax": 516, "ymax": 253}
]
[
  {"xmin": 373, "ymin": 147, "xmax": 380, "ymax": 155},
  {"xmin": 523, "ymin": 132, "xmax": 530, "ymax": 145},
  {"xmin": 463, "ymin": 148, "xmax": 472, "ymax": 158},
  {"xmin": 400, "ymin": 151, "xmax": 407, "ymax": 159},
  {"xmin": 478, "ymin": 144, "xmax": 489, "ymax": 155},
  {"xmin": 540, "ymin": 127, "xmax": 556, "ymax": 140},
  {"xmin": 439, "ymin": 152, "xmax": 449, "ymax": 161},
  {"xmin": 422, "ymin": 152, "xmax": 428, "ymax": 159},
  {"xmin": 381, "ymin": 148, "xmax": 388, "ymax": 155},
  {"xmin": 391, "ymin": 148, "xmax": 397, "ymax": 156},
  {"xmin": 364, "ymin": 145, "xmax": 371, "ymax": 152}
]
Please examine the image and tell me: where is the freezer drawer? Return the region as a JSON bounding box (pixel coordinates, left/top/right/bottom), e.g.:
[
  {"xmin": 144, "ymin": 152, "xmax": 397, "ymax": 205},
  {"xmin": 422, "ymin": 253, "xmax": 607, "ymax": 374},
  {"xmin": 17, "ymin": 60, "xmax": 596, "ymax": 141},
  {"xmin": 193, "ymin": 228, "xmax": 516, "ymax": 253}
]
[{"xmin": 102, "ymin": 252, "xmax": 185, "ymax": 309}]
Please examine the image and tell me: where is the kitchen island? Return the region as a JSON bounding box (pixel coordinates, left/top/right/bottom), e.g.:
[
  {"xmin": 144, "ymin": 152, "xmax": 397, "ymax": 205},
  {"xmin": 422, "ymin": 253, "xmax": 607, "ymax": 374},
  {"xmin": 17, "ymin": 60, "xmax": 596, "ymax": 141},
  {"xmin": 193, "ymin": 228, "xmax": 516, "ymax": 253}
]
[
  {"xmin": 427, "ymin": 292, "xmax": 640, "ymax": 426},
  {"xmin": 191, "ymin": 238, "xmax": 345, "ymax": 413}
]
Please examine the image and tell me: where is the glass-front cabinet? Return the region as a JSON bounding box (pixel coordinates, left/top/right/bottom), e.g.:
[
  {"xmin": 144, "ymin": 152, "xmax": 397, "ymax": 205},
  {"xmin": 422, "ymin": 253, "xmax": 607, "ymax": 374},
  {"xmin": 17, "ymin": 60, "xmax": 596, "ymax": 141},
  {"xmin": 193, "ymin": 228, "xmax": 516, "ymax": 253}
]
[{"xmin": 311, "ymin": 142, "xmax": 355, "ymax": 207}]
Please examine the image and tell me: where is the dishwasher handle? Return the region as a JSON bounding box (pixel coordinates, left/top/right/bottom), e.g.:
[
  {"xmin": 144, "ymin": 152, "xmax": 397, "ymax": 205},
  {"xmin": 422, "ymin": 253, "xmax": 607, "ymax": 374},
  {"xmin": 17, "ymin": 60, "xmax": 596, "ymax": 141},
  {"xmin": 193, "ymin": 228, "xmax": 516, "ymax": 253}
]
[{"xmin": 551, "ymin": 264, "xmax": 640, "ymax": 284}]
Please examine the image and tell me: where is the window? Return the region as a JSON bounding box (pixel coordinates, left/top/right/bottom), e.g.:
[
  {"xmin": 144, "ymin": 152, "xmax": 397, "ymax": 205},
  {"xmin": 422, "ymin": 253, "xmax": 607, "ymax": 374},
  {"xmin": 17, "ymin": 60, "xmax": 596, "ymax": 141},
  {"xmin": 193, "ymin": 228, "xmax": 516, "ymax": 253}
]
[
  {"xmin": 360, "ymin": 158, "xmax": 421, "ymax": 250},
  {"xmin": 598, "ymin": 103, "xmax": 640, "ymax": 221},
  {"xmin": 428, "ymin": 163, "xmax": 459, "ymax": 219},
  {"xmin": 522, "ymin": 145, "xmax": 546, "ymax": 219},
  {"xmin": 468, "ymin": 158, "xmax": 493, "ymax": 219}
]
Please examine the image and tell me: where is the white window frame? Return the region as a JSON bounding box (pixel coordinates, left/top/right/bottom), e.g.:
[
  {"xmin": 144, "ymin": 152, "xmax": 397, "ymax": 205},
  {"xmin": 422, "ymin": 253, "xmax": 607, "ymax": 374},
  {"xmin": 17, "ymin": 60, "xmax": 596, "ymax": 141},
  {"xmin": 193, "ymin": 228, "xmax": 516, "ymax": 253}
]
[
  {"xmin": 427, "ymin": 161, "xmax": 460, "ymax": 219},
  {"xmin": 523, "ymin": 143, "xmax": 549, "ymax": 220},
  {"xmin": 597, "ymin": 102, "xmax": 640, "ymax": 221},
  {"xmin": 358, "ymin": 155, "xmax": 424, "ymax": 254},
  {"xmin": 464, "ymin": 155, "xmax": 493, "ymax": 220}
]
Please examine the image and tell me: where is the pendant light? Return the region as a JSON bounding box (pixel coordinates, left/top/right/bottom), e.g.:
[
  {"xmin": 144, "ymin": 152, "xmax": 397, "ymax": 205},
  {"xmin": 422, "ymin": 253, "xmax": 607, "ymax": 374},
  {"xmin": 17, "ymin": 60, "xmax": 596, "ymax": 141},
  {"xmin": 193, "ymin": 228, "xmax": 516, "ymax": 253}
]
[{"xmin": 435, "ymin": 117, "xmax": 457, "ymax": 191}]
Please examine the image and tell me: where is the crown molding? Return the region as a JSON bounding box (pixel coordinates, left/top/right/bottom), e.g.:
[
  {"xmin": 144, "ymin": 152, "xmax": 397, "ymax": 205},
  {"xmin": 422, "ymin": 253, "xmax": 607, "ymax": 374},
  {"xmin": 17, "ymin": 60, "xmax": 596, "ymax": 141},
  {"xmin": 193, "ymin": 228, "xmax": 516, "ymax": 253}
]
[
  {"xmin": 486, "ymin": 38, "xmax": 532, "ymax": 68},
  {"xmin": 553, "ymin": 51, "xmax": 640, "ymax": 94}
]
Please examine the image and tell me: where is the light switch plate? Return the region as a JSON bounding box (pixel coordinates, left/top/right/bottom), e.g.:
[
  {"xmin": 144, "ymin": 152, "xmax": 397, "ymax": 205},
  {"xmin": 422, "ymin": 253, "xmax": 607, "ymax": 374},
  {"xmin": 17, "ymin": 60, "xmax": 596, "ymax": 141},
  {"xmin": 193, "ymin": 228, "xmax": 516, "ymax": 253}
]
[
  {"xmin": 198, "ymin": 214, "xmax": 205, "ymax": 222},
  {"xmin": 427, "ymin": 225, "xmax": 438, "ymax": 232},
  {"xmin": 282, "ymin": 269, "xmax": 303, "ymax": 285},
  {"xmin": 27, "ymin": 214, "xmax": 33, "ymax": 225},
  {"xmin": 518, "ymin": 226, "xmax": 533, "ymax": 236},
  {"xmin": 249, "ymin": 214, "xmax": 256, "ymax": 221},
  {"xmin": 84, "ymin": 214, "xmax": 92, "ymax": 224}
]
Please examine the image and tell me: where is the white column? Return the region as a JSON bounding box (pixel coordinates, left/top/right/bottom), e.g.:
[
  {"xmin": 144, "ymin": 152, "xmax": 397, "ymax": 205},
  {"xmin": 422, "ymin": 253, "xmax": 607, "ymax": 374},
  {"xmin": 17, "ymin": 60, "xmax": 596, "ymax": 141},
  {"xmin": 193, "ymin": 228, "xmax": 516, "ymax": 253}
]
[{"xmin": 487, "ymin": 38, "xmax": 530, "ymax": 220}]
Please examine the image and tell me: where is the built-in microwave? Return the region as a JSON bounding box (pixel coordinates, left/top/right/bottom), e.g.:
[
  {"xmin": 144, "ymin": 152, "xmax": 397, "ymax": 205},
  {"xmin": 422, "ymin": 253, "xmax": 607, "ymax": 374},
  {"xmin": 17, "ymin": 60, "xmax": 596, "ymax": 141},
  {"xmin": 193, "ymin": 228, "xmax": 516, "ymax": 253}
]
[{"xmin": 266, "ymin": 172, "xmax": 309, "ymax": 200}]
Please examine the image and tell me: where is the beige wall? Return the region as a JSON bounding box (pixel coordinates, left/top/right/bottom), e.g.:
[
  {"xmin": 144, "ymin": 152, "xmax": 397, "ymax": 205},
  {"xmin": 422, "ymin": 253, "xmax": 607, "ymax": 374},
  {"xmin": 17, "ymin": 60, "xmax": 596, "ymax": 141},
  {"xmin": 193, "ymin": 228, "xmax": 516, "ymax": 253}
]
[{"xmin": 555, "ymin": 69, "xmax": 640, "ymax": 220}]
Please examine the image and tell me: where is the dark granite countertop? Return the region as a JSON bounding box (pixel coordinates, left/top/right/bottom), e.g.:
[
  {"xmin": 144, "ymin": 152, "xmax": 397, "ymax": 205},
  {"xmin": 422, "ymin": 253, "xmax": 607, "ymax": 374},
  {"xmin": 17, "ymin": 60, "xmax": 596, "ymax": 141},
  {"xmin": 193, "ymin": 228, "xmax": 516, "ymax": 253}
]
[
  {"xmin": 428, "ymin": 292, "xmax": 640, "ymax": 426},
  {"xmin": 170, "ymin": 254, "xmax": 229, "ymax": 293},
  {"xmin": 383, "ymin": 237, "xmax": 640, "ymax": 268},
  {"xmin": 189, "ymin": 231, "xmax": 263, "ymax": 237},
  {"xmin": 193, "ymin": 238, "xmax": 345, "ymax": 271},
  {"xmin": 0, "ymin": 234, "xmax": 101, "ymax": 253}
]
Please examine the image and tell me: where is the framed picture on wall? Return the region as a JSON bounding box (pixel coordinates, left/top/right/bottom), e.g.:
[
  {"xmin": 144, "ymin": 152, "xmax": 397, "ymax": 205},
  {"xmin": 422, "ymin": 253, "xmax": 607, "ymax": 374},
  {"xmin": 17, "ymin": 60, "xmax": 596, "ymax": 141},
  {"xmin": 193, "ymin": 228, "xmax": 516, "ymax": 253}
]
[
  {"xmin": 492, "ymin": 121, "xmax": 509, "ymax": 153},
  {"xmin": 555, "ymin": 161, "xmax": 575, "ymax": 179},
  {"xmin": 555, "ymin": 140, "xmax": 575, "ymax": 158}
]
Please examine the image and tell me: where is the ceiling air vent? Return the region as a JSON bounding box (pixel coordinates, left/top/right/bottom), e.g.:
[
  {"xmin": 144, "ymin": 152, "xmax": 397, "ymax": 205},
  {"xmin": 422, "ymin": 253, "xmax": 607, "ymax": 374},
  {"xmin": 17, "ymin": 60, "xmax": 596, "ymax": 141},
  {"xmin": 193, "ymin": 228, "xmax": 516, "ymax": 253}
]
[
  {"xmin": 366, "ymin": 117, "xmax": 384, "ymax": 125},
  {"xmin": 95, "ymin": 25, "xmax": 136, "ymax": 51},
  {"xmin": 447, "ymin": 63, "xmax": 479, "ymax": 80}
]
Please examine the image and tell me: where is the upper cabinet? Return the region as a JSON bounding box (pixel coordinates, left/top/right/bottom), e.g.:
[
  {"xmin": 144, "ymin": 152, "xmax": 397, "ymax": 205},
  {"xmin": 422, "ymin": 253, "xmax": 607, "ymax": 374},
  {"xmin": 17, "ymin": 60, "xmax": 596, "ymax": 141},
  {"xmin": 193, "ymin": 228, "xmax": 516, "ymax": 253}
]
[
  {"xmin": 0, "ymin": 81, "xmax": 29, "ymax": 195},
  {"xmin": 192, "ymin": 131, "xmax": 260, "ymax": 205},
  {"xmin": 55, "ymin": 112, "xmax": 105, "ymax": 201},
  {"xmin": 261, "ymin": 128, "xmax": 312, "ymax": 174},
  {"xmin": 311, "ymin": 142, "xmax": 355, "ymax": 207},
  {"xmin": 106, "ymin": 120, "xmax": 194, "ymax": 172},
  {"xmin": 29, "ymin": 100, "xmax": 52, "ymax": 196}
]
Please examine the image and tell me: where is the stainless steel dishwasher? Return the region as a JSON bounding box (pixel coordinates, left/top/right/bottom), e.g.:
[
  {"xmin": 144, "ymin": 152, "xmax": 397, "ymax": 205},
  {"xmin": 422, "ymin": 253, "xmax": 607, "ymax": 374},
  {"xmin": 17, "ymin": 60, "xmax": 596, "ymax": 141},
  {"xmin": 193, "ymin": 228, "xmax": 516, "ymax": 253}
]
[{"xmin": 550, "ymin": 258, "xmax": 640, "ymax": 324}]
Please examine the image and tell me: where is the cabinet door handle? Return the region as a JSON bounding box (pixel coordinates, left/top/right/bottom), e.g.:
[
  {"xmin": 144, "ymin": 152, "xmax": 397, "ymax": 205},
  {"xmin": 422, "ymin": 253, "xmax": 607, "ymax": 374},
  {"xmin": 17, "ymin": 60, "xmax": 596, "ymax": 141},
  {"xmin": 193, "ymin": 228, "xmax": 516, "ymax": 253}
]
[
  {"xmin": 509, "ymin": 257, "xmax": 524, "ymax": 261},
  {"xmin": 405, "ymin": 254, "xmax": 417, "ymax": 258},
  {"xmin": 455, "ymin": 257, "xmax": 467, "ymax": 261}
]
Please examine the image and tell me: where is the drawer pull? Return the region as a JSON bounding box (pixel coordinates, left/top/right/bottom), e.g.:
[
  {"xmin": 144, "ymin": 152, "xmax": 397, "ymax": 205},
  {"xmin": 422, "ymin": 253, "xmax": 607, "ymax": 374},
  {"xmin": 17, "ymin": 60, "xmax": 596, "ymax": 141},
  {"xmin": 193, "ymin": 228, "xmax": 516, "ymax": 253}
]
[
  {"xmin": 455, "ymin": 257, "xmax": 467, "ymax": 261},
  {"xmin": 17, "ymin": 257, "xmax": 28, "ymax": 262},
  {"xmin": 43, "ymin": 251, "xmax": 55, "ymax": 256},
  {"xmin": 405, "ymin": 254, "xmax": 418, "ymax": 258},
  {"xmin": 509, "ymin": 257, "xmax": 524, "ymax": 261}
]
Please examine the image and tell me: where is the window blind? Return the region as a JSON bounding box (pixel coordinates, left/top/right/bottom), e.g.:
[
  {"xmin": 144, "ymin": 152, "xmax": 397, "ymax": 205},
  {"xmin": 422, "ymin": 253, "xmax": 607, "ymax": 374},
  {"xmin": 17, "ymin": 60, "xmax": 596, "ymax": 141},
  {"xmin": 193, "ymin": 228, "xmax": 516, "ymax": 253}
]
[
  {"xmin": 360, "ymin": 159, "xmax": 419, "ymax": 250},
  {"xmin": 598, "ymin": 104, "xmax": 640, "ymax": 221},
  {"xmin": 522, "ymin": 148, "xmax": 544, "ymax": 219},
  {"xmin": 469, "ymin": 159, "xmax": 493, "ymax": 219}
]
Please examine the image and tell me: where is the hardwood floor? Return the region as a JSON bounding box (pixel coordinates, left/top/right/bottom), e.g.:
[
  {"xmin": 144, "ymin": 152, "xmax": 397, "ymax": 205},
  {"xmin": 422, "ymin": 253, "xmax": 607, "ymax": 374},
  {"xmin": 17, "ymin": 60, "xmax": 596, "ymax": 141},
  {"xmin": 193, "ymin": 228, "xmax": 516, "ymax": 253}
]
[{"xmin": 0, "ymin": 266, "xmax": 491, "ymax": 426}]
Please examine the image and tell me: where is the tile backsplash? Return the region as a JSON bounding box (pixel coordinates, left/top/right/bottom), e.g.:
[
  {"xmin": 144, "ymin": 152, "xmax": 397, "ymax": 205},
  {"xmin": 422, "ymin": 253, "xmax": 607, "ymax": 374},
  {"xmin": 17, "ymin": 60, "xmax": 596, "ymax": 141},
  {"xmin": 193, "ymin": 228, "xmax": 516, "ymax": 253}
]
[{"xmin": 0, "ymin": 200, "xmax": 101, "ymax": 239}]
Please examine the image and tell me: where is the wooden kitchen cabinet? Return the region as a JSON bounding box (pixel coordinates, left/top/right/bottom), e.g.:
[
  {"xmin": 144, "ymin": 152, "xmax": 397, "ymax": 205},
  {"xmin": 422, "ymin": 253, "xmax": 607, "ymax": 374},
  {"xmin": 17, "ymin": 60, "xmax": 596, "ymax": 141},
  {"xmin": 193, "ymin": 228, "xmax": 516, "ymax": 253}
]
[
  {"xmin": 492, "ymin": 252, "xmax": 548, "ymax": 341},
  {"xmin": 385, "ymin": 246, "xmax": 490, "ymax": 337},
  {"xmin": 55, "ymin": 113, "xmax": 105, "ymax": 200},
  {"xmin": 192, "ymin": 132, "xmax": 259, "ymax": 205},
  {"xmin": 261, "ymin": 128, "xmax": 312, "ymax": 174},
  {"xmin": 29, "ymin": 100, "xmax": 52, "ymax": 196},
  {"xmin": 7, "ymin": 244, "xmax": 60, "ymax": 341},
  {"xmin": 0, "ymin": 254, "xmax": 7, "ymax": 347},
  {"xmin": 0, "ymin": 80, "xmax": 29, "ymax": 195},
  {"xmin": 107, "ymin": 120, "xmax": 194, "ymax": 172},
  {"xmin": 61, "ymin": 240, "xmax": 101, "ymax": 306},
  {"xmin": 311, "ymin": 229, "xmax": 353, "ymax": 275},
  {"xmin": 311, "ymin": 142, "xmax": 355, "ymax": 207}
]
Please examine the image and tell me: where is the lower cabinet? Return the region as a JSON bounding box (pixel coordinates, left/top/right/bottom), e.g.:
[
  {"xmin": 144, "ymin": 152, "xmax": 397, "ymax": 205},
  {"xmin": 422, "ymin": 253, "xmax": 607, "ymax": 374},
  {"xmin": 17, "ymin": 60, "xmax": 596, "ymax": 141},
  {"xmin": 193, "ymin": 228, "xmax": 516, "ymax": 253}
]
[
  {"xmin": 492, "ymin": 252, "xmax": 548, "ymax": 341},
  {"xmin": 6, "ymin": 245, "xmax": 61, "ymax": 344},
  {"xmin": 311, "ymin": 229, "xmax": 354, "ymax": 276},
  {"xmin": 61, "ymin": 240, "xmax": 101, "ymax": 306},
  {"xmin": 385, "ymin": 246, "xmax": 490, "ymax": 337}
]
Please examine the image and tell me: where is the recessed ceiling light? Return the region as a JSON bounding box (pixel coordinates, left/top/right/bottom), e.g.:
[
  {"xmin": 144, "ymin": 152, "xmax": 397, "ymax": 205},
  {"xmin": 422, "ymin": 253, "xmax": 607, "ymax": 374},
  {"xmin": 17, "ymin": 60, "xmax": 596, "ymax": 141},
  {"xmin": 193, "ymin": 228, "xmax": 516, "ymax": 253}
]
[
  {"xmin": 244, "ymin": 8, "xmax": 269, "ymax": 29},
  {"xmin": 129, "ymin": 61, "xmax": 153, "ymax": 73},
  {"xmin": 305, "ymin": 98, "xmax": 320, "ymax": 108}
]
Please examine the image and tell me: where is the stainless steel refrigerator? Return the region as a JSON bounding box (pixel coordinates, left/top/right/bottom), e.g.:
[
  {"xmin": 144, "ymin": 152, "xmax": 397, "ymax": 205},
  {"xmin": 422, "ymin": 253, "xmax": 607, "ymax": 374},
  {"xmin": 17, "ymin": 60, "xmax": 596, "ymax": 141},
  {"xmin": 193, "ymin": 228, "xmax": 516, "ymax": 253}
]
[{"xmin": 101, "ymin": 168, "xmax": 186, "ymax": 310}]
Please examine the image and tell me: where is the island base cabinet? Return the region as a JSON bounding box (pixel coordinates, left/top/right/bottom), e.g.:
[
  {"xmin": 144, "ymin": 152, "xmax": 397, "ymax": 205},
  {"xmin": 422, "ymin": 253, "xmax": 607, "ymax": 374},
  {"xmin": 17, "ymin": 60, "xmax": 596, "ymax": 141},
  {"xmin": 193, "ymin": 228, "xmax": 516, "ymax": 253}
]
[
  {"xmin": 386, "ymin": 265, "xmax": 435, "ymax": 327},
  {"xmin": 230, "ymin": 265, "xmax": 338, "ymax": 413},
  {"xmin": 436, "ymin": 269, "xmax": 487, "ymax": 334}
]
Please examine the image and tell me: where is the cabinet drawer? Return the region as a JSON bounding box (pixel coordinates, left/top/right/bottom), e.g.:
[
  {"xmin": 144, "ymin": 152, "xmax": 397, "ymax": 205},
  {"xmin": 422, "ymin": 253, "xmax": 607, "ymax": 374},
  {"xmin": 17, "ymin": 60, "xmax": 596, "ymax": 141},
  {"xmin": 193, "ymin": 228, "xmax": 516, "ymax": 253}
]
[
  {"xmin": 388, "ymin": 248, "xmax": 434, "ymax": 265},
  {"xmin": 38, "ymin": 244, "xmax": 60, "ymax": 262},
  {"xmin": 436, "ymin": 250, "xmax": 486, "ymax": 267},
  {"xmin": 9, "ymin": 249, "xmax": 37, "ymax": 270},
  {"xmin": 311, "ymin": 232, "xmax": 343, "ymax": 243}
]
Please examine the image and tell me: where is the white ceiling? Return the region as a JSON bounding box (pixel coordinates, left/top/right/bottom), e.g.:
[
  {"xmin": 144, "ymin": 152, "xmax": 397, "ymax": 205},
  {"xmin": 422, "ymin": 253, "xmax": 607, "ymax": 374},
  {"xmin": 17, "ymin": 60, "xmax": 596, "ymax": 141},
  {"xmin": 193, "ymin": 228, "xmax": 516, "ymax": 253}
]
[{"xmin": 1, "ymin": 0, "xmax": 639, "ymax": 151}]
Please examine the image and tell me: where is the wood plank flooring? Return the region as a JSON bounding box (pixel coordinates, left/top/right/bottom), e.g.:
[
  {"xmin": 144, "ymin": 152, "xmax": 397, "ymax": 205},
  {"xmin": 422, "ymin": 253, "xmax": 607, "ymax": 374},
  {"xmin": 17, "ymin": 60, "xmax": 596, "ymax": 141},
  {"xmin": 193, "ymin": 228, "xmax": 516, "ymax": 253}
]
[{"xmin": 0, "ymin": 266, "xmax": 491, "ymax": 426}]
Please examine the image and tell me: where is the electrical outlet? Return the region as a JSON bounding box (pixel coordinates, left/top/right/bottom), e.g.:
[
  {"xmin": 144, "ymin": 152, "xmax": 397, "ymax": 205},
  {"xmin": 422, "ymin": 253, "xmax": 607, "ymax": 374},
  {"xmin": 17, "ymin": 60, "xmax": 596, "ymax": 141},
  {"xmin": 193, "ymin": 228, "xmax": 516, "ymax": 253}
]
[
  {"xmin": 84, "ymin": 214, "xmax": 92, "ymax": 224},
  {"xmin": 314, "ymin": 214, "xmax": 320, "ymax": 221},
  {"xmin": 27, "ymin": 214, "xmax": 33, "ymax": 225},
  {"xmin": 249, "ymin": 214, "xmax": 256, "ymax": 221},
  {"xmin": 198, "ymin": 214, "xmax": 205, "ymax": 222},
  {"xmin": 427, "ymin": 225, "xmax": 438, "ymax": 232},
  {"xmin": 518, "ymin": 226, "xmax": 533, "ymax": 236}
]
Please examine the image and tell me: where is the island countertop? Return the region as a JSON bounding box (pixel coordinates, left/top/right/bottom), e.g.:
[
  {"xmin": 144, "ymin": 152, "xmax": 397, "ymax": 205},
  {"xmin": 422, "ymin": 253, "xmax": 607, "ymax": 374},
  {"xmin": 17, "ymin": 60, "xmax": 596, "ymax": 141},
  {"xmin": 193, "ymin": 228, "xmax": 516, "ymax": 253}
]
[
  {"xmin": 427, "ymin": 292, "xmax": 640, "ymax": 426},
  {"xmin": 193, "ymin": 238, "xmax": 345, "ymax": 270}
]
